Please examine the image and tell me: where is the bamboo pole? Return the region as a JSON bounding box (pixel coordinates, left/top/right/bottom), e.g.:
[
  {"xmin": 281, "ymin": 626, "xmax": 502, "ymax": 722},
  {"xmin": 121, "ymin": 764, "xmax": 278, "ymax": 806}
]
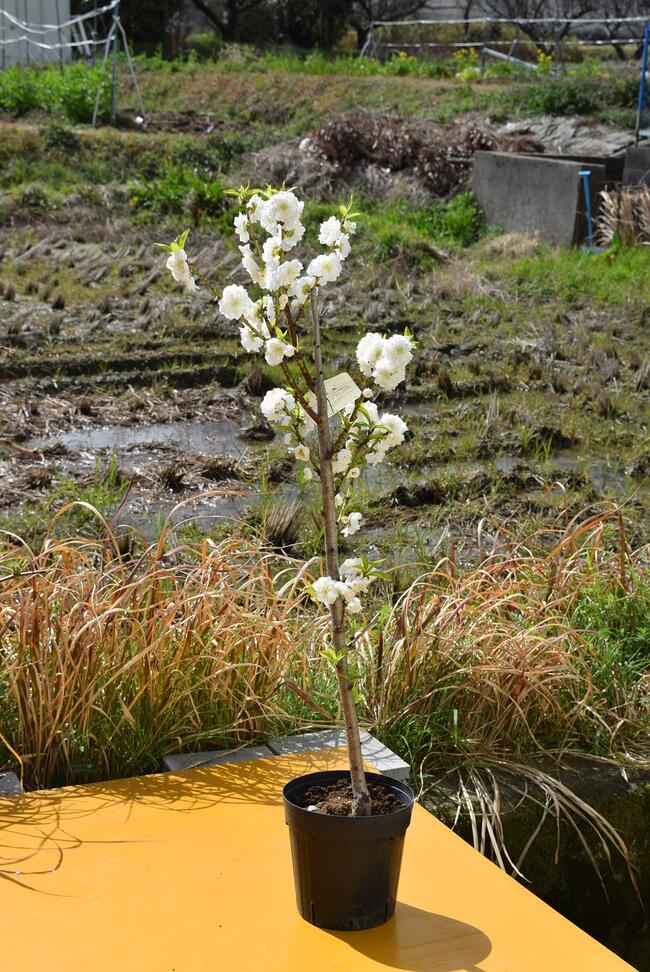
[{"xmin": 310, "ymin": 291, "xmax": 371, "ymax": 817}]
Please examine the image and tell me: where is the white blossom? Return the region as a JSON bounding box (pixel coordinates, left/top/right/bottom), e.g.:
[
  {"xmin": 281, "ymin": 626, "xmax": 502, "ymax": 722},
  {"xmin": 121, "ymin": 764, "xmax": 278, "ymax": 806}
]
[
  {"xmin": 295, "ymin": 444, "xmax": 310, "ymax": 462},
  {"xmin": 240, "ymin": 245, "xmax": 264, "ymax": 286},
  {"xmin": 348, "ymin": 467, "xmax": 360, "ymax": 480},
  {"xmin": 289, "ymin": 274, "xmax": 315, "ymax": 306},
  {"xmin": 380, "ymin": 412, "xmax": 408, "ymax": 448},
  {"xmin": 265, "ymin": 190, "xmax": 304, "ymax": 229},
  {"xmin": 332, "ymin": 448, "xmax": 352, "ymax": 474},
  {"xmin": 260, "ymin": 387, "xmax": 296, "ymax": 426},
  {"xmin": 307, "ymin": 252, "xmax": 342, "ymax": 286},
  {"xmin": 383, "ymin": 333, "xmax": 414, "ymax": 369},
  {"xmin": 219, "ymin": 284, "xmax": 254, "ymax": 321},
  {"xmin": 303, "ymin": 467, "xmax": 313, "ymax": 481},
  {"xmin": 341, "ymin": 512, "xmax": 363, "ymax": 537},
  {"xmin": 279, "ymin": 222, "xmax": 306, "ymax": 251},
  {"xmin": 335, "ymin": 234, "xmax": 351, "ymax": 260},
  {"xmin": 166, "ymin": 250, "xmax": 197, "ymax": 292},
  {"xmin": 340, "ymin": 558, "xmax": 374, "ymax": 594},
  {"xmin": 265, "ymin": 337, "xmax": 295, "ymax": 367},
  {"xmin": 356, "ymin": 333, "xmax": 385, "ymax": 377},
  {"xmin": 346, "ymin": 597, "xmax": 362, "ymax": 615},
  {"xmin": 319, "ymin": 216, "xmax": 343, "ymax": 247},
  {"xmin": 262, "ymin": 235, "xmax": 282, "ymax": 270},
  {"xmin": 311, "ymin": 576, "xmax": 339, "ymax": 606},
  {"xmin": 239, "ymin": 325, "xmax": 264, "ymax": 353},
  {"xmin": 234, "ymin": 212, "xmax": 250, "ymax": 244},
  {"xmin": 269, "ymin": 259, "xmax": 303, "ymax": 292}
]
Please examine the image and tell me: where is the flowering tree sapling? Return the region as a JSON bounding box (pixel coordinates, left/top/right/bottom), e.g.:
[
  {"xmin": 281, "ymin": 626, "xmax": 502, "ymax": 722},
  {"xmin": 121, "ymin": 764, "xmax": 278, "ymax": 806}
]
[{"xmin": 158, "ymin": 188, "xmax": 414, "ymax": 816}]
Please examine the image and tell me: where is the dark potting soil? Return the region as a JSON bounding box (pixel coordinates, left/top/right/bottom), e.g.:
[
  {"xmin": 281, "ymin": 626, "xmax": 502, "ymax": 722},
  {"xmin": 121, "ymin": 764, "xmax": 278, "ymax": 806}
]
[{"xmin": 296, "ymin": 779, "xmax": 404, "ymax": 816}]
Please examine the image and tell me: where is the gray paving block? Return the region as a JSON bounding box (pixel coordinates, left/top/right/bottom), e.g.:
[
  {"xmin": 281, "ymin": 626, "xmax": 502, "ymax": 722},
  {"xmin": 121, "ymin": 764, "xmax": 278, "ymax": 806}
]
[
  {"xmin": 473, "ymin": 151, "xmax": 606, "ymax": 247},
  {"xmin": 0, "ymin": 772, "xmax": 22, "ymax": 796},
  {"xmin": 267, "ymin": 730, "xmax": 410, "ymax": 781},
  {"xmin": 161, "ymin": 745, "xmax": 274, "ymax": 773}
]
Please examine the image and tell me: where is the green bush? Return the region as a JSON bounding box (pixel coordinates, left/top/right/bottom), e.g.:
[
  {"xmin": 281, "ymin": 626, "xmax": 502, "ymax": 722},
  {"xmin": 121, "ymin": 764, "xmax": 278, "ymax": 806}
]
[
  {"xmin": 0, "ymin": 63, "xmax": 111, "ymax": 123},
  {"xmin": 521, "ymin": 78, "xmax": 600, "ymax": 116},
  {"xmin": 413, "ymin": 191, "xmax": 486, "ymax": 248},
  {"xmin": 181, "ymin": 31, "xmax": 225, "ymax": 61},
  {"xmin": 129, "ymin": 163, "xmax": 227, "ymax": 224}
]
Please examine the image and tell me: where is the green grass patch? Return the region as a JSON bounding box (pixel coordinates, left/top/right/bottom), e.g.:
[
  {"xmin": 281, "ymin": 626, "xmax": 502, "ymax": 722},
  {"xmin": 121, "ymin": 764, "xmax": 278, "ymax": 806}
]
[
  {"xmin": 494, "ymin": 246, "xmax": 650, "ymax": 307},
  {"xmin": 303, "ymin": 193, "xmax": 487, "ymax": 265}
]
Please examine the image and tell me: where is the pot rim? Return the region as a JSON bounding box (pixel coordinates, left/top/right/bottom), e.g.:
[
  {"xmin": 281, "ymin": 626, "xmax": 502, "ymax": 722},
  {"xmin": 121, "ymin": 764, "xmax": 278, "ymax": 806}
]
[{"xmin": 282, "ymin": 768, "xmax": 414, "ymax": 819}]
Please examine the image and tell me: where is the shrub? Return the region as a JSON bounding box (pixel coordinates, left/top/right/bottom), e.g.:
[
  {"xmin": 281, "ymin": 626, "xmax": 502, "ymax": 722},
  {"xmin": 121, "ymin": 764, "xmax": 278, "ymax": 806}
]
[
  {"xmin": 522, "ymin": 78, "xmax": 600, "ymax": 116},
  {"xmin": 0, "ymin": 63, "xmax": 111, "ymax": 123},
  {"xmin": 414, "ymin": 191, "xmax": 486, "ymax": 248},
  {"xmin": 129, "ymin": 164, "xmax": 227, "ymax": 223}
]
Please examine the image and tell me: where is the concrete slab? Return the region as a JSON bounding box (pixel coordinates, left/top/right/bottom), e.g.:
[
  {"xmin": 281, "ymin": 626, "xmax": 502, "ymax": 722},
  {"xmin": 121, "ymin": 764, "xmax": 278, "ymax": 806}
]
[
  {"xmin": 473, "ymin": 151, "xmax": 606, "ymax": 246},
  {"xmin": 0, "ymin": 749, "xmax": 633, "ymax": 971},
  {"xmin": 267, "ymin": 730, "xmax": 410, "ymax": 781},
  {"xmin": 529, "ymin": 152, "xmax": 624, "ymax": 185},
  {"xmin": 0, "ymin": 772, "xmax": 21, "ymax": 796},
  {"xmin": 623, "ymin": 145, "xmax": 650, "ymax": 186},
  {"xmin": 160, "ymin": 745, "xmax": 273, "ymax": 772}
]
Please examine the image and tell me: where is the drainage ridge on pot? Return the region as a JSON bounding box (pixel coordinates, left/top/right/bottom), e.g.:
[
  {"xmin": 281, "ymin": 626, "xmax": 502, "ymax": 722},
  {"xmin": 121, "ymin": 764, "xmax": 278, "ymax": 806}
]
[{"xmin": 283, "ymin": 769, "xmax": 415, "ymax": 931}]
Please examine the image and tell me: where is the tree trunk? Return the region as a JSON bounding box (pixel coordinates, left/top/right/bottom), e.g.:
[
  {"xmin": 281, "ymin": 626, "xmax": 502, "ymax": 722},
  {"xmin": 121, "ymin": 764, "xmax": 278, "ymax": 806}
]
[
  {"xmin": 186, "ymin": 0, "xmax": 225, "ymax": 35},
  {"xmin": 310, "ymin": 291, "xmax": 371, "ymax": 817}
]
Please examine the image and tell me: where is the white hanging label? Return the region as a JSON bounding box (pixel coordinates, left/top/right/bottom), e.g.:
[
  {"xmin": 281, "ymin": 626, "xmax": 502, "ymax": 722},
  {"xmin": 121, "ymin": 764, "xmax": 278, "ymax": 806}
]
[{"xmin": 307, "ymin": 373, "xmax": 362, "ymax": 418}]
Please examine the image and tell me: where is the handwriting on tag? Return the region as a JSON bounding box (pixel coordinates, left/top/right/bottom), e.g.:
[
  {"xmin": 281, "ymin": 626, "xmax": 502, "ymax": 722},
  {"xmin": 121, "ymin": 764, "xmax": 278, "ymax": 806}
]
[{"xmin": 306, "ymin": 373, "xmax": 362, "ymax": 418}]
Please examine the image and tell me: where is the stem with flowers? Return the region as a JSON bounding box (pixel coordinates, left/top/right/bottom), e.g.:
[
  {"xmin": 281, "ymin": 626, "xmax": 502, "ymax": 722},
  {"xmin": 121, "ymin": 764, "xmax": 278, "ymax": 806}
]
[{"xmin": 157, "ymin": 186, "xmax": 415, "ymax": 817}]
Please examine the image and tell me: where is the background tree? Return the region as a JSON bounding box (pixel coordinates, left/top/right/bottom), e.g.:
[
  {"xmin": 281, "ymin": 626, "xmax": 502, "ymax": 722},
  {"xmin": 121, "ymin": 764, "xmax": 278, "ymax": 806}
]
[
  {"xmin": 481, "ymin": 0, "xmax": 597, "ymax": 49},
  {"xmin": 349, "ymin": 0, "xmax": 427, "ymax": 52},
  {"xmin": 276, "ymin": 0, "xmax": 350, "ymax": 50},
  {"xmin": 72, "ymin": 0, "xmax": 185, "ymax": 55},
  {"xmin": 185, "ymin": 0, "xmax": 266, "ymax": 41}
]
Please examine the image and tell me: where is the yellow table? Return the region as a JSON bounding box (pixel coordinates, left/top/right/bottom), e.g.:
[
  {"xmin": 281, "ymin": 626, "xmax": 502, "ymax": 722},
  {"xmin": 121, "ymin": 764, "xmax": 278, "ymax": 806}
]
[{"xmin": 0, "ymin": 749, "xmax": 634, "ymax": 971}]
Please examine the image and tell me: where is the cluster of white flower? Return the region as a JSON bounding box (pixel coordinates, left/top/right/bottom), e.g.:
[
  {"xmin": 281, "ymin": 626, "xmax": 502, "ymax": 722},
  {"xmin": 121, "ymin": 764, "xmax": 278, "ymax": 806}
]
[
  {"xmin": 310, "ymin": 559, "xmax": 376, "ymax": 614},
  {"xmin": 340, "ymin": 512, "xmax": 363, "ymax": 537},
  {"xmin": 260, "ymin": 388, "xmax": 297, "ymax": 427},
  {"xmin": 159, "ymin": 190, "xmax": 413, "ymax": 627},
  {"xmin": 337, "ymin": 403, "xmax": 408, "ymax": 473},
  {"xmin": 356, "ymin": 332, "xmax": 414, "ymax": 392},
  {"xmin": 165, "ymin": 249, "xmax": 197, "ymax": 293},
  {"xmin": 211, "ymin": 192, "xmax": 358, "ymax": 369}
]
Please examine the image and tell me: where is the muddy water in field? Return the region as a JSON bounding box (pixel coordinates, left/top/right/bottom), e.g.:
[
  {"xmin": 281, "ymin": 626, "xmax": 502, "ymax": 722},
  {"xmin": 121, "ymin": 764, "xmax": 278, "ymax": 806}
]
[{"xmin": 26, "ymin": 418, "xmax": 262, "ymax": 456}]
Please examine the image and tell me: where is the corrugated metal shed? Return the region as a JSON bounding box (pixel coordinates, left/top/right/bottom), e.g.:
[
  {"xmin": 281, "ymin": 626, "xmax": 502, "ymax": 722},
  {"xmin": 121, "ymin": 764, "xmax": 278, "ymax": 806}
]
[{"xmin": 1, "ymin": 0, "xmax": 72, "ymax": 67}]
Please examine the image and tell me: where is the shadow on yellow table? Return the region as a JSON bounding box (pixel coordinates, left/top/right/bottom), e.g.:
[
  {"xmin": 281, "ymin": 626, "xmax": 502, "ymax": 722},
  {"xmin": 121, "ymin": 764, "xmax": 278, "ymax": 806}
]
[{"xmin": 0, "ymin": 749, "xmax": 634, "ymax": 971}]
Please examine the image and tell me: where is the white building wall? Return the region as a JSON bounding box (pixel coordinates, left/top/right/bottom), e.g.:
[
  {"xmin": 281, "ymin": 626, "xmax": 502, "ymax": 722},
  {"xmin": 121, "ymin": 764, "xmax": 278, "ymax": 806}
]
[{"xmin": 1, "ymin": 0, "xmax": 72, "ymax": 68}]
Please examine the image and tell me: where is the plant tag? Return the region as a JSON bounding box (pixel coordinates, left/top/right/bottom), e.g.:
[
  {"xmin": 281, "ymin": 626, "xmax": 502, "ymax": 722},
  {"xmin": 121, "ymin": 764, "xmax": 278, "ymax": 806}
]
[{"xmin": 307, "ymin": 373, "xmax": 362, "ymax": 418}]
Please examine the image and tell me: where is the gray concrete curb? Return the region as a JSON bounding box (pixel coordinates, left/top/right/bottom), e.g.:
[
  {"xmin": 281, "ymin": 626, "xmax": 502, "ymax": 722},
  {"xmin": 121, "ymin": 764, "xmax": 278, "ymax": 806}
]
[{"xmin": 160, "ymin": 730, "xmax": 410, "ymax": 781}]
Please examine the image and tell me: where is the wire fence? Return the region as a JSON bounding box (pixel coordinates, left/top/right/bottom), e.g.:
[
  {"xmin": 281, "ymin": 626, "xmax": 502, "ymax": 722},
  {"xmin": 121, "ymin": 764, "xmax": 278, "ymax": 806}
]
[
  {"xmin": 0, "ymin": 0, "xmax": 145, "ymax": 125},
  {"xmin": 0, "ymin": 1, "xmax": 120, "ymax": 68},
  {"xmin": 362, "ymin": 14, "xmax": 650, "ymax": 62}
]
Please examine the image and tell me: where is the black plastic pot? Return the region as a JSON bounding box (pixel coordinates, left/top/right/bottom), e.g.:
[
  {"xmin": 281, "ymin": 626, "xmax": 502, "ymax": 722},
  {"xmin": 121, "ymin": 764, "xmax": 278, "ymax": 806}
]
[{"xmin": 282, "ymin": 769, "xmax": 414, "ymax": 931}]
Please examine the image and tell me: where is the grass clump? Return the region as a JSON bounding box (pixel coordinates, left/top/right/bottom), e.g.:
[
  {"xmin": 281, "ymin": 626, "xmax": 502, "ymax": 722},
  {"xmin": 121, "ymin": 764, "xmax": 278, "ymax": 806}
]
[{"xmin": 1, "ymin": 509, "xmax": 647, "ymax": 790}]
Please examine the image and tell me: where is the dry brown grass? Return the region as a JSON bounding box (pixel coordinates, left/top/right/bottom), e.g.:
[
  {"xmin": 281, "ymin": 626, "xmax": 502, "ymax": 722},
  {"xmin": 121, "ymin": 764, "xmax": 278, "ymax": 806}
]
[
  {"xmin": 597, "ymin": 187, "xmax": 650, "ymax": 247},
  {"xmin": 361, "ymin": 510, "xmax": 649, "ymax": 764},
  {"xmin": 1, "ymin": 504, "xmax": 647, "ymax": 793}
]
